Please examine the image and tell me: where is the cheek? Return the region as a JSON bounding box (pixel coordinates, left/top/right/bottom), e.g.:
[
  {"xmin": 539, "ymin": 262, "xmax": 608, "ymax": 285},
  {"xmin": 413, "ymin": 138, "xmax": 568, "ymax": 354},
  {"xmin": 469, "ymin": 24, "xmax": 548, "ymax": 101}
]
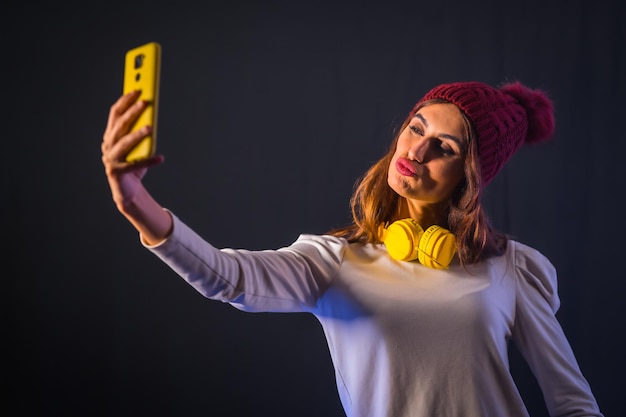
[
  {"xmin": 387, "ymin": 149, "xmax": 401, "ymax": 175},
  {"xmin": 445, "ymin": 164, "xmax": 466, "ymax": 190},
  {"xmin": 386, "ymin": 158, "xmax": 398, "ymax": 184},
  {"xmin": 433, "ymin": 161, "xmax": 465, "ymax": 187},
  {"xmin": 394, "ymin": 132, "xmax": 410, "ymax": 151},
  {"xmin": 446, "ymin": 162, "xmax": 464, "ymax": 178}
]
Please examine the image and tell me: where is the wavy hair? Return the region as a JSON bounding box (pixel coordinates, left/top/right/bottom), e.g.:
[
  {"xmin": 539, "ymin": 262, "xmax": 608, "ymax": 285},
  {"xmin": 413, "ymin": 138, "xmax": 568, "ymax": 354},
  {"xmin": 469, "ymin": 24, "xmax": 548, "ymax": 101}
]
[{"xmin": 327, "ymin": 99, "xmax": 507, "ymax": 265}]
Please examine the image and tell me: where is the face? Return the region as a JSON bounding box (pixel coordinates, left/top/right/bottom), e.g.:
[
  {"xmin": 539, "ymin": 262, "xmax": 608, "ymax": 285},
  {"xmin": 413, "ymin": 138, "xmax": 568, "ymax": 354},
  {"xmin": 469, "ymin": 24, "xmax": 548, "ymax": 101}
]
[{"xmin": 387, "ymin": 102, "xmax": 467, "ymax": 209}]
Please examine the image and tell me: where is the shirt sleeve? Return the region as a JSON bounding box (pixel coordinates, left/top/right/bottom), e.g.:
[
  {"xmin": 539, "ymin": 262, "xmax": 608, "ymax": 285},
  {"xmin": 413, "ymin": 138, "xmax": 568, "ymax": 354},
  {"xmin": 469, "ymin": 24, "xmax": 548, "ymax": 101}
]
[
  {"xmin": 143, "ymin": 211, "xmax": 346, "ymax": 313},
  {"xmin": 511, "ymin": 241, "xmax": 603, "ymax": 417}
]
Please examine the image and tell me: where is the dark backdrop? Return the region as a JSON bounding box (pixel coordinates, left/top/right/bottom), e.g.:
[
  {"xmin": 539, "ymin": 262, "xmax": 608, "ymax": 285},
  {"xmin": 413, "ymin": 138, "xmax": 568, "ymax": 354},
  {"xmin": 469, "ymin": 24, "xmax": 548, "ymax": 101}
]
[{"xmin": 7, "ymin": 0, "xmax": 624, "ymax": 416}]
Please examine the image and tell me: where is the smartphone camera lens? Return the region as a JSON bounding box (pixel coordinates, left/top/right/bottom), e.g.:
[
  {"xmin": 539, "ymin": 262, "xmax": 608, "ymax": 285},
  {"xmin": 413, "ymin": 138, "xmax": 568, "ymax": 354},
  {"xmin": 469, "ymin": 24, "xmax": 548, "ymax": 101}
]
[{"xmin": 134, "ymin": 54, "xmax": 144, "ymax": 69}]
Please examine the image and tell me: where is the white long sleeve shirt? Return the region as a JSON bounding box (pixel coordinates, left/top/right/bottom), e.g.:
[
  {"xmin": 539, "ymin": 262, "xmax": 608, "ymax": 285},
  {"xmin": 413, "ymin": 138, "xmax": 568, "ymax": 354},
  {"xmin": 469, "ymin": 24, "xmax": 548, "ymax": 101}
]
[{"xmin": 144, "ymin": 212, "xmax": 603, "ymax": 417}]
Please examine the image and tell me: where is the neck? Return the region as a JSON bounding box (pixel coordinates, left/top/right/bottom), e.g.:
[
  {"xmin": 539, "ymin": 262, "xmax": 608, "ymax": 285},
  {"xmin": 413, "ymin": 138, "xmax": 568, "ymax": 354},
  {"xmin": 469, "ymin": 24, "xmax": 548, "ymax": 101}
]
[{"xmin": 395, "ymin": 198, "xmax": 450, "ymax": 229}]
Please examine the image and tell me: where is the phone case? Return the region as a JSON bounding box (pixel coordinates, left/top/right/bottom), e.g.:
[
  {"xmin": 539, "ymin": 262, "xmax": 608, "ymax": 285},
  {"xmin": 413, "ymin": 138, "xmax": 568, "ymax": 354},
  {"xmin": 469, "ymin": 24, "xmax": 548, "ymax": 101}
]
[{"xmin": 123, "ymin": 42, "xmax": 161, "ymax": 162}]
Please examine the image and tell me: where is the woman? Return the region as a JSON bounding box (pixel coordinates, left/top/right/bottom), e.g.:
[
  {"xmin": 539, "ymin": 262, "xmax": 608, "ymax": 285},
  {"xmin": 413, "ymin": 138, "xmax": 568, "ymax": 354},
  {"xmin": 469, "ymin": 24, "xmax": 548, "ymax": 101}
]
[{"xmin": 102, "ymin": 80, "xmax": 603, "ymax": 416}]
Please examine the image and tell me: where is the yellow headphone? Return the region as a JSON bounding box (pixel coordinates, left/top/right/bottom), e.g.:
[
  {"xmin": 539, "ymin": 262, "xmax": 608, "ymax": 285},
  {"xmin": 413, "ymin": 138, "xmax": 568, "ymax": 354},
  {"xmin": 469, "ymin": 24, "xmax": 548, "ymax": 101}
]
[{"xmin": 378, "ymin": 219, "xmax": 457, "ymax": 269}]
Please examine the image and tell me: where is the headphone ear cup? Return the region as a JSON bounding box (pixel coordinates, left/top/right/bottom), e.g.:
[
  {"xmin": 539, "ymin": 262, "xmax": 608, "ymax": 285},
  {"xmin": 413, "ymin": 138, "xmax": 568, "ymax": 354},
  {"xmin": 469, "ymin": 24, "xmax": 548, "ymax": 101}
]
[
  {"xmin": 380, "ymin": 219, "xmax": 424, "ymax": 262},
  {"xmin": 417, "ymin": 225, "xmax": 457, "ymax": 269}
]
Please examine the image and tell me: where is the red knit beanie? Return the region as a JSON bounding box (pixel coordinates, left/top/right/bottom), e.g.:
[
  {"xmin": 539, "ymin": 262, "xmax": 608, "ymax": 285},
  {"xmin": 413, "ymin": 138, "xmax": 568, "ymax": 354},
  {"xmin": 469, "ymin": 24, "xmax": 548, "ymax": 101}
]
[{"xmin": 415, "ymin": 81, "xmax": 555, "ymax": 186}]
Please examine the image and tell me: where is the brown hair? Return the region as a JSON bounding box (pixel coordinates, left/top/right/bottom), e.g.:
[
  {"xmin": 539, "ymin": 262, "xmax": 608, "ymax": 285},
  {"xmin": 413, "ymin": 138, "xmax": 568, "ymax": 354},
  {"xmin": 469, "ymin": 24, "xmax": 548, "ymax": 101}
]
[{"xmin": 327, "ymin": 99, "xmax": 507, "ymax": 265}]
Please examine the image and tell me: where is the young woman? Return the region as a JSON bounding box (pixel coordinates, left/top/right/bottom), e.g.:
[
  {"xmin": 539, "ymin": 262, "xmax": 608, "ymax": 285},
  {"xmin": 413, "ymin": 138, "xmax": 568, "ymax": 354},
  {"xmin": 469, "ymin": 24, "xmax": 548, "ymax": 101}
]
[{"xmin": 101, "ymin": 80, "xmax": 603, "ymax": 416}]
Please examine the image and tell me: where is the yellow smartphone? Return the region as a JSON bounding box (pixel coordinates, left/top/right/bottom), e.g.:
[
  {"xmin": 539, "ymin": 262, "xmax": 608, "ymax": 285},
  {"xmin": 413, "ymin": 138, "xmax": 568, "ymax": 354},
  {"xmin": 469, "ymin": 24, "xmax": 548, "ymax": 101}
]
[{"xmin": 123, "ymin": 42, "xmax": 161, "ymax": 162}]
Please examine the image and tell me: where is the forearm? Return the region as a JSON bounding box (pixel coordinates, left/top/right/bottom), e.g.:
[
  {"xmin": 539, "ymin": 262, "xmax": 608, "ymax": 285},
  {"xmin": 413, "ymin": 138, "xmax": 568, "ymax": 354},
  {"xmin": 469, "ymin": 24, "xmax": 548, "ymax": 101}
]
[
  {"xmin": 118, "ymin": 185, "xmax": 173, "ymax": 246},
  {"xmin": 145, "ymin": 214, "xmax": 344, "ymax": 312}
]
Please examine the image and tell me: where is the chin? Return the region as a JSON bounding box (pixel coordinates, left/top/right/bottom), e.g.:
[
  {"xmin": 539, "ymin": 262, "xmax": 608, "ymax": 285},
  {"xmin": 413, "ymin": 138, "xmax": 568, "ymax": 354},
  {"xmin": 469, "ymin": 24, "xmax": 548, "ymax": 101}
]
[{"xmin": 388, "ymin": 174, "xmax": 417, "ymax": 198}]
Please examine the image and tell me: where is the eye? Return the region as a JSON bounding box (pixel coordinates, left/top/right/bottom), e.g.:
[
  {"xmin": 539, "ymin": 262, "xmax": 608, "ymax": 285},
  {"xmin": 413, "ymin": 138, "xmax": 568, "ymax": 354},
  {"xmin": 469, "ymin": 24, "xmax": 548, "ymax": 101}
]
[
  {"xmin": 437, "ymin": 140, "xmax": 457, "ymax": 156},
  {"xmin": 409, "ymin": 125, "xmax": 423, "ymax": 135}
]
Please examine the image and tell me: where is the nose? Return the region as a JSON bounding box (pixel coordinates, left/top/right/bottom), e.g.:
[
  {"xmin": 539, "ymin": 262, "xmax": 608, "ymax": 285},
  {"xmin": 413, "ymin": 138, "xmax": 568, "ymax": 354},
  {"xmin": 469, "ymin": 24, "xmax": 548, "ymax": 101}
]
[{"xmin": 409, "ymin": 138, "xmax": 431, "ymax": 163}]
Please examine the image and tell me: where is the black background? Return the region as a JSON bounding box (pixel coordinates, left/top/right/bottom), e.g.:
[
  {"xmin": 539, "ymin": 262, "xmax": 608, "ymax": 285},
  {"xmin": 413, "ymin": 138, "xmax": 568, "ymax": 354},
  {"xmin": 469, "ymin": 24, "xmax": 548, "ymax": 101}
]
[{"xmin": 7, "ymin": 0, "xmax": 624, "ymax": 416}]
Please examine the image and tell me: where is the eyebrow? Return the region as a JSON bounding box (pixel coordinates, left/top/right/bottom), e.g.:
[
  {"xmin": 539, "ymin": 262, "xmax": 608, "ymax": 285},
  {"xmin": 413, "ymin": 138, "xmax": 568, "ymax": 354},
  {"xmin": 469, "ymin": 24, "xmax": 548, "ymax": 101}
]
[{"xmin": 413, "ymin": 113, "xmax": 465, "ymax": 148}]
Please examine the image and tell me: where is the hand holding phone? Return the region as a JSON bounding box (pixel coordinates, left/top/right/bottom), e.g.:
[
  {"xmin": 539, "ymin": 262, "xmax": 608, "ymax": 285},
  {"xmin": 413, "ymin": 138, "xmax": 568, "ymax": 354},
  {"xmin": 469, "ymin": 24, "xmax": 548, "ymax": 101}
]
[{"xmin": 123, "ymin": 42, "xmax": 161, "ymax": 163}]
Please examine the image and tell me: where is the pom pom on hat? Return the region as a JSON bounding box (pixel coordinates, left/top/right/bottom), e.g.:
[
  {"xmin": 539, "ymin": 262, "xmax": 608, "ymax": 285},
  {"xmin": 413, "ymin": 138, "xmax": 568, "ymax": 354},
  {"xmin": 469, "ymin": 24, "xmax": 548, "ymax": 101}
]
[
  {"xmin": 415, "ymin": 80, "xmax": 555, "ymax": 186},
  {"xmin": 500, "ymin": 82, "xmax": 554, "ymax": 145}
]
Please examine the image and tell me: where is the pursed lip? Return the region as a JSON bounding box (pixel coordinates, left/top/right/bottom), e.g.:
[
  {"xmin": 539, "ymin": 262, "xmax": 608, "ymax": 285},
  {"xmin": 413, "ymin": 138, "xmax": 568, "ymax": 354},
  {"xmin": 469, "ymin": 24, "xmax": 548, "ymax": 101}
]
[{"xmin": 395, "ymin": 157, "xmax": 421, "ymax": 177}]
